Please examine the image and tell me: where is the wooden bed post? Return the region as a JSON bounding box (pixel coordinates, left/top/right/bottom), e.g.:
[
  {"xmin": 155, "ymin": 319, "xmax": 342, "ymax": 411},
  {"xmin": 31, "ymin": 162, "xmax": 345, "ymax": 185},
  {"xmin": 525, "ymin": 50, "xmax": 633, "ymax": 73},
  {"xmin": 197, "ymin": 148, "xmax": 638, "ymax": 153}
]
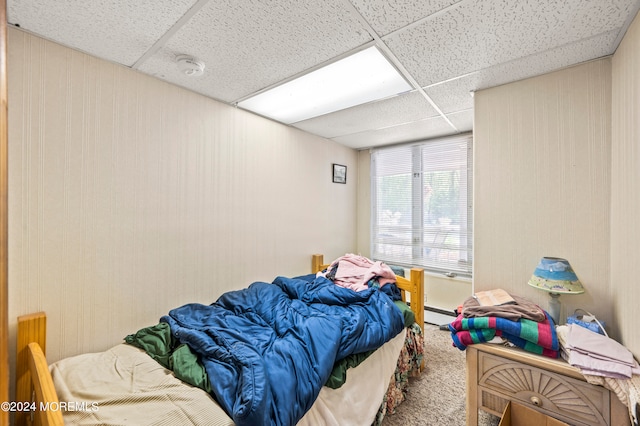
[
  {"xmin": 409, "ymin": 268, "xmax": 425, "ymax": 370},
  {"xmin": 311, "ymin": 254, "xmax": 324, "ymax": 274},
  {"xmin": 16, "ymin": 312, "xmax": 48, "ymax": 426},
  {"xmin": 0, "ymin": 2, "xmax": 9, "ymax": 425},
  {"xmin": 409, "ymin": 268, "xmax": 424, "ymax": 332},
  {"xmin": 26, "ymin": 341, "xmax": 64, "ymax": 426}
]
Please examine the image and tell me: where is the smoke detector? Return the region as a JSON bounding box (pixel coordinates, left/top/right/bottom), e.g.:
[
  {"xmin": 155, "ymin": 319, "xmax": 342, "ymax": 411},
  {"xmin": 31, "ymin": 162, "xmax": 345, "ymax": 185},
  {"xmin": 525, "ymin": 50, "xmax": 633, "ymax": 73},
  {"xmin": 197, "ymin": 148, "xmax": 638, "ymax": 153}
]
[{"xmin": 176, "ymin": 55, "xmax": 205, "ymax": 77}]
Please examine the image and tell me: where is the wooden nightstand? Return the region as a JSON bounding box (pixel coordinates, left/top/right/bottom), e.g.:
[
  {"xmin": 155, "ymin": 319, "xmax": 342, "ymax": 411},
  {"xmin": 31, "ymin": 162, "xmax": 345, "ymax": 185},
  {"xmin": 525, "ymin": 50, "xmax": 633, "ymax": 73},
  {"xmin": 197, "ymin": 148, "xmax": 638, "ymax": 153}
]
[{"xmin": 466, "ymin": 343, "xmax": 630, "ymax": 426}]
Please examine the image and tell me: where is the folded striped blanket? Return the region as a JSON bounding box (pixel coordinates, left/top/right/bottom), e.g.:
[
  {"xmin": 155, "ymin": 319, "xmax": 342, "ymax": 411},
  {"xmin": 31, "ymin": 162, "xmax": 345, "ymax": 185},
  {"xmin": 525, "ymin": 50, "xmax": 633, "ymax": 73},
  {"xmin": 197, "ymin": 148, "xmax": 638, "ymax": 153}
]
[{"xmin": 448, "ymin": 311, "xmax": 559, "ymax": 358}]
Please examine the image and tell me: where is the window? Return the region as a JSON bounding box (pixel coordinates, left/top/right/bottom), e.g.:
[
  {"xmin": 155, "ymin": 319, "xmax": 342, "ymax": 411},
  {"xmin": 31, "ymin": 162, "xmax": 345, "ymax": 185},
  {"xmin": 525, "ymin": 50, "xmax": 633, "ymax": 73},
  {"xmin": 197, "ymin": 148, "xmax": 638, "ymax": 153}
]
[{"xmin": 371, "ymin": 133, "xmax": 473, "ymax": 276}]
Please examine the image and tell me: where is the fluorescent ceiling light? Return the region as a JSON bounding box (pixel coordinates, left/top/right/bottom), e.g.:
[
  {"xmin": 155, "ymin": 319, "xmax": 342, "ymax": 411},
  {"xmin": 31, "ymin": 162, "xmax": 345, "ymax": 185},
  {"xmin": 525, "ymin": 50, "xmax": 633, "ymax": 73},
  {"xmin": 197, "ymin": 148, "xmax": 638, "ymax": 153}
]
[{"xmin": 237, "ymin": 46, "xmax": 412, "ymax": 124}]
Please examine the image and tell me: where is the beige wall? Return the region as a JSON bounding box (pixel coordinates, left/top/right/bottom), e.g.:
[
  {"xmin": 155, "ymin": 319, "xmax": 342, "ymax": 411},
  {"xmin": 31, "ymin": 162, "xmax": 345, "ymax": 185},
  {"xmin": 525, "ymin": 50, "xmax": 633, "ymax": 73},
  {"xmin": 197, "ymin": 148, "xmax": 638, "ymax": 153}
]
[
  {"xmin": 8, "ymin": 12, "xmax": 640, "ymax": 381},
  {"xmin": 424, "ymin": 273, "xmax": 471, "ymax": 312},
  {"xmin": 611, "ymin": 12, "xmax": 640, "ymax": 358},
  {"xmin": 7, "ymin": 28, "xmax": 357, "ymax": 367},
  {"xmin": 474, "ymin": 10, "xmax": 640, "ymax": 359},
  {"xmin": 474, "ymin": 58, "xmax": 613, "ymax": 336}
]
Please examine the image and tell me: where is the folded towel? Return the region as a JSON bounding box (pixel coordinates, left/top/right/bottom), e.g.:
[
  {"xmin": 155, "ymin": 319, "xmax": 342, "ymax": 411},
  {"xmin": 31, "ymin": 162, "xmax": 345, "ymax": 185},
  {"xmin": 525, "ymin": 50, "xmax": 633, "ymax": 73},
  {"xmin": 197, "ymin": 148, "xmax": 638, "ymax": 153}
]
[{"xmin": 462, "ymin": 294, "xmax": 547, "ymax": 322}]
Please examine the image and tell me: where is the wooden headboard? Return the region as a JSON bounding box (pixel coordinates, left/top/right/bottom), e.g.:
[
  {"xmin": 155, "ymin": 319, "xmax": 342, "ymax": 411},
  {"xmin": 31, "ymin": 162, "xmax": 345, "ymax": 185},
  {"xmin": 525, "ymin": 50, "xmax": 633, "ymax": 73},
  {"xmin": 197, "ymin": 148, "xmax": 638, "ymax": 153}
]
[{"xmin": 312, "ymin": 254, "xmax": 424, "ymax": 335}]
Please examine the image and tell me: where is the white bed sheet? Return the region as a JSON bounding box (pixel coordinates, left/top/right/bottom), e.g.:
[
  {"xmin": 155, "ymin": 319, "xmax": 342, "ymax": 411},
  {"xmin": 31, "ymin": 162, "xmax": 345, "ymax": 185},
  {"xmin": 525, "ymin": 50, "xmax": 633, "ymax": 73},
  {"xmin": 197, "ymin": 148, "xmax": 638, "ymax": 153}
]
[
  {"xmin": 50, "ymin": 329, "xmax": 407, "ymax": 425},
  {"xmin": 298, "ymin": 328, "xmax": 406, "ymax": 426},
  {"xmin": 50, "ymin": 343, "xmax": 234, "ymax": 426}
]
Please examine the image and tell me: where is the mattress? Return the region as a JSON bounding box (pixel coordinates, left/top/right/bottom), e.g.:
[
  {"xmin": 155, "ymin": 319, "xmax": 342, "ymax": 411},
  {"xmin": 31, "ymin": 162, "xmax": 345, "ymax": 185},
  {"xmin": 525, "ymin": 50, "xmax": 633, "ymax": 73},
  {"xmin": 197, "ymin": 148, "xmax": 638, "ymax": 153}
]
[{"xmin": 50, "ymin": 329, "xmax": 406, "ymax": 425}]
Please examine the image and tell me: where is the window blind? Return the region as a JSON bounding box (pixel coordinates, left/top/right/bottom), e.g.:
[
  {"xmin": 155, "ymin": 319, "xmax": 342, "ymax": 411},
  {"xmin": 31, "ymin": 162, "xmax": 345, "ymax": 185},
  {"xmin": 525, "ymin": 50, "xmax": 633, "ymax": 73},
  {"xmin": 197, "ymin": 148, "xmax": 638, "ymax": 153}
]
[{"xmin": 371, "ymin": 133, "xmax": 473, "ymax": 276}]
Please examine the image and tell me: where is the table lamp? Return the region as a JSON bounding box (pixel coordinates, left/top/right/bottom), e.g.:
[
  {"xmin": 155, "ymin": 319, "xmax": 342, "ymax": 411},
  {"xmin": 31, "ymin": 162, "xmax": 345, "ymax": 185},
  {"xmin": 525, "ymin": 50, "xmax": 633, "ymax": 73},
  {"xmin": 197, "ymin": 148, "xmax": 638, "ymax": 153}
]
[{"xmin": 527, "ymin": 257, "xmax": 584, "ymax": 325}]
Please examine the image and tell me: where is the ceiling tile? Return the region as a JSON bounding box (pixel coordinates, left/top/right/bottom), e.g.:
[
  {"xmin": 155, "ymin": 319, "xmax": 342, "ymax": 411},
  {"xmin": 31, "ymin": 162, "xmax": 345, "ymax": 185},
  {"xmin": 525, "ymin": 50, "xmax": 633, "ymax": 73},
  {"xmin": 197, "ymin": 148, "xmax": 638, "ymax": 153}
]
[
  {"xmin": 425, "ymin": 80, "xmax": 475, "ymax": 115},
  {"xmin": 137, "ymin": 0, "xmax": 373, "ymax": 103},
  {"xmin": 331, "ymin": 116, "xmax": 457, "ymax": 149},
  {"xmin": 424, "ymin": 31, "xmax": 617, "ymax": 114},
  {"xmin": 349, "ymin": 0, "xmax": 460, "ymax": 36},
  {"xmin": 470, "ymin": 30, "xmax": 619, "ymax": 89},
  {"xmin": 424, "ymin": 29, "xmax": 618, "ymax": 114},
  {"xmin": 292, "ymin": 91, "xmax": 440, "ymax": 138},
  {"xmin": 8, "ymin": 0, "xmax": 640, "ymax": 148},
  {"xmin": 385, "ymin": 0, "xmax": 636, "ymax": 87},
  {"xmin": 446, "ymin": 110, "xmax": 474, "ymax": 133},
  {"xmin": 7, "ymin": 0, "xmax": 198, "ymax": 67}
]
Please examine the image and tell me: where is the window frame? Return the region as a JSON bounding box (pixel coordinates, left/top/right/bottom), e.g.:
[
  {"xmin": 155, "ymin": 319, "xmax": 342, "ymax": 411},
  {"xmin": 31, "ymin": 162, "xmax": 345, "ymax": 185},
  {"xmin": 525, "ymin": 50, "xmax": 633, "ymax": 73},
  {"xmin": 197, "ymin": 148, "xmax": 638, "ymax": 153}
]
[{"xmin": 370, "ymin": 133, "xmax": 473, "ymax": 277}]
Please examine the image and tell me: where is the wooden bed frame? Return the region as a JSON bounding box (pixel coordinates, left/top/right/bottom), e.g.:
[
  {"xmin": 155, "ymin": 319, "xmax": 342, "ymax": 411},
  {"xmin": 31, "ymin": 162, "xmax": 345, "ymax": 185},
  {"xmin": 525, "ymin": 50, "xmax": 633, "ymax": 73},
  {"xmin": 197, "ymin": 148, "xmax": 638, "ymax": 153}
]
[
  {"xmin": 311, "ymin": 254, "xmax": 424, "ymax": 336},
  {"xmin": 16, "ymin": 254, "xmax": 424, "ymax": 426}
]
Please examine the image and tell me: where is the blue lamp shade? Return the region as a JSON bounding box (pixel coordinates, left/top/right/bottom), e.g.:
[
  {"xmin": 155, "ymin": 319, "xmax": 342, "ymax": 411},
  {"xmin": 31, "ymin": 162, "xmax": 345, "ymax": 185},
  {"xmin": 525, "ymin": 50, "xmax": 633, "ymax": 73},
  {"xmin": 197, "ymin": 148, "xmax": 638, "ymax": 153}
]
[{"xmin": 528, "ymin": 257, "xmax": 585, "ymax": 294}]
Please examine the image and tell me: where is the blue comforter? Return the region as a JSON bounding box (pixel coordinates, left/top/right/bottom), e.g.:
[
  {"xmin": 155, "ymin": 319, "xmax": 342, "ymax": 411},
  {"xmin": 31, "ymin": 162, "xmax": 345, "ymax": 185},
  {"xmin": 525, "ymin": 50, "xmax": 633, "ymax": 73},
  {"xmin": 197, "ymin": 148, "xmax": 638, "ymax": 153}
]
[{"xmin": 160, "ymin": 275, "xmax": 404, "ymax": 426}]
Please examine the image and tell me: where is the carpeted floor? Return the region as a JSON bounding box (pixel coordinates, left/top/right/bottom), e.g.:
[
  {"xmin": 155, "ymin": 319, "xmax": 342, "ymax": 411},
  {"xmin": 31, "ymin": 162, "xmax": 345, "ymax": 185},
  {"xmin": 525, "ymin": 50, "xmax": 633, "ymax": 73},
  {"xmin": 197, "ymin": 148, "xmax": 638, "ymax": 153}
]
[{"xmin": 381, "ymin": 324, "xmax": 501, "ymax": 426}]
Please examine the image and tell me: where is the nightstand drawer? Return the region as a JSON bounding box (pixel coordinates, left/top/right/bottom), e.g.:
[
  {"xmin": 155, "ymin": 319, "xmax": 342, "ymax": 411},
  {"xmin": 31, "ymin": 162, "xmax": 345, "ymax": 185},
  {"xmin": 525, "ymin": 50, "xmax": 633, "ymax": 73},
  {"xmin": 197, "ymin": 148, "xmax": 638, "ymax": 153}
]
[{"xmin": 478, "ymin": 350, "xmax": 610, "ymax": 426}]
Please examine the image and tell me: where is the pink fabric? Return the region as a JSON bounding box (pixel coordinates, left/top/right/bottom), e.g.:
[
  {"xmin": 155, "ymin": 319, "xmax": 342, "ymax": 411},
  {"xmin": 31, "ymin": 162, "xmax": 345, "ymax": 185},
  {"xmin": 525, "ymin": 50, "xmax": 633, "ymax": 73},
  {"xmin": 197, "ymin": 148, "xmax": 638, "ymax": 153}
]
[
  {"xmin": 566, "ymin": 324, "xmax": 640, "ymax": 379},
  {"xmin": 570, "ymin": 350, "xmax": 639, "ymax": 379},
  {"xmin": 320, "ymin": 254, "xmax": 396, "ymax": 292},
  {"xmin": 566, "ymin": 324, "xmax": 635, "ymax": 365}
]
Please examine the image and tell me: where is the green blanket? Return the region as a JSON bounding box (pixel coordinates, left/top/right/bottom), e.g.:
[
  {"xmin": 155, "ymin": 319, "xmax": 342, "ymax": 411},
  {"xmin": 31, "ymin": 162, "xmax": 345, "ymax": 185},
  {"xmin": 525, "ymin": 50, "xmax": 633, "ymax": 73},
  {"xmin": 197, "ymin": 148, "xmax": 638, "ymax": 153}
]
[{"xmin": 124, "ymin": 322, "xmax": 211, "ymax": 393}]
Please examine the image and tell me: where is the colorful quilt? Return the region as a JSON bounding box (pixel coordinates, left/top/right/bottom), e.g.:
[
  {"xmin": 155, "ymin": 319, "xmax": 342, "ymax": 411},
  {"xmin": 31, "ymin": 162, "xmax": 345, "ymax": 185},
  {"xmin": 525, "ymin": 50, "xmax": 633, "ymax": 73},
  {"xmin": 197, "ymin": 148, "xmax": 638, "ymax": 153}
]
[{"xmin": 448, "ymin": 310, "xmax": 559, "ymax": 358}]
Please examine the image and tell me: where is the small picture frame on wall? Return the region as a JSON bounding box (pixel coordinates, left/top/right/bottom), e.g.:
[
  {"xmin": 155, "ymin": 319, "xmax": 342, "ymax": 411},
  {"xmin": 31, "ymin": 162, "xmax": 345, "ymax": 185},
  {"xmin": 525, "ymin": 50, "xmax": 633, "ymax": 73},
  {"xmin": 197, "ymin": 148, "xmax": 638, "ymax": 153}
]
[{"xmin": 332, "ymin": 163, "xmax": 347, "ymax": 184}]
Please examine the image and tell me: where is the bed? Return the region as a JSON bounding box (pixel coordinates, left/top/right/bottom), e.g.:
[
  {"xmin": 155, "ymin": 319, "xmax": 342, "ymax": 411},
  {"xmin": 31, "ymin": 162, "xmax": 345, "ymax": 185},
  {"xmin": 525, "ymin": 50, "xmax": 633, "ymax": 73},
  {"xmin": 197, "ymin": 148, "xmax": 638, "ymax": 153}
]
[{"xmin": 15, "ymin": 254, "xmax": 425, "ymax": 426}]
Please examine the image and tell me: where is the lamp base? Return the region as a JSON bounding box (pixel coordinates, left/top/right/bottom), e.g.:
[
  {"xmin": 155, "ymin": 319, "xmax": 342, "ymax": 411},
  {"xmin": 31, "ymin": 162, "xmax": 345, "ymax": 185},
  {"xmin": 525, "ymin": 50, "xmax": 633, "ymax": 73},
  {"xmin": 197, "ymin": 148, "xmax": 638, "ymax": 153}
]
[{"xmin": 548, "ymin": 293, "xmax": 561, "ymax": 325}]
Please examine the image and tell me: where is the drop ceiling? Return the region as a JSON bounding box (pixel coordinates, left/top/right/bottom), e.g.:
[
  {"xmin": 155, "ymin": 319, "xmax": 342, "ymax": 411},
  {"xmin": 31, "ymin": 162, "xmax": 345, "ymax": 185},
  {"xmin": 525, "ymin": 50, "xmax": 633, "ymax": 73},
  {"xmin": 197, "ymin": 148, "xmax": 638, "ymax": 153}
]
[{"xmin": 7, "ymin": 0, "xmax": 640, "ymax": 149}]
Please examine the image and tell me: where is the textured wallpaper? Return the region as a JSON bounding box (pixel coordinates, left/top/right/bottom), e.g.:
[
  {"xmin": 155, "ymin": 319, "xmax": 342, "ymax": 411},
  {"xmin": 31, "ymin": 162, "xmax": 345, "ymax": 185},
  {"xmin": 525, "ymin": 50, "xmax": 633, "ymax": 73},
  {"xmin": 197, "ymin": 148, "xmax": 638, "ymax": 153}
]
[
  {"xmin": 611, "ymin": 11, "xmax": 640, "ymax": 359},
  {"xmin": 473, "ymin": 37, "xmax": 640, "ymax": 359},
  {"xmin": 473, "ymin": 59, "xmax": 614, "ymax": 339},
  {"xmin": 7, "ymin": 28, "xmax": 357, "ymax": 367}
]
